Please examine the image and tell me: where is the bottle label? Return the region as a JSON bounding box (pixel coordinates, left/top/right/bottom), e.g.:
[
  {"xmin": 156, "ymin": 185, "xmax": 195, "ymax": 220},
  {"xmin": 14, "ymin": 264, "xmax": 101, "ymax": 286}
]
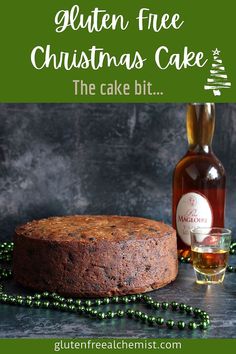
[{"xmin": 176, "ymin": 192, "xmax": 213, "ymax": 246}]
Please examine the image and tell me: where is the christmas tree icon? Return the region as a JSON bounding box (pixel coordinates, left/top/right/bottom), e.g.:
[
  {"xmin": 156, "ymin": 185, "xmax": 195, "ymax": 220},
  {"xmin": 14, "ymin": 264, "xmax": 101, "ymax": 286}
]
[{"xmin": 204, "ymin": 48, "xmax": 231, "ymax": 96}]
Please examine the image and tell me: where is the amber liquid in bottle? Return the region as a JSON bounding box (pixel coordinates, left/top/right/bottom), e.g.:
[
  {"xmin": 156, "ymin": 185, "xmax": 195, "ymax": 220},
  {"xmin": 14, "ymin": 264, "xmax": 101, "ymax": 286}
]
[{"xmin": 172, "ymin": 104, "xmax": 226, "ymax": 257}]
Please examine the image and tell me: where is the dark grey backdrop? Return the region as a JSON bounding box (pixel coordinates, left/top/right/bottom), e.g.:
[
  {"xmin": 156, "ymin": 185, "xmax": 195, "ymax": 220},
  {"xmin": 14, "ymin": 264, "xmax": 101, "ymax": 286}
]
[{"xmin": 0, "ymin": 103, "xmax": 235, "ymax": 242}]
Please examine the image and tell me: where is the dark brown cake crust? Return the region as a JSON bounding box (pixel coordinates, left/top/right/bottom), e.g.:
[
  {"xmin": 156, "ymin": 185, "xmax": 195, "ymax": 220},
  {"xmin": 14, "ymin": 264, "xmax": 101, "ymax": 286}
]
[{"xmin": 13, "ymin": 215, "xmax": 178, "ymax": 297}]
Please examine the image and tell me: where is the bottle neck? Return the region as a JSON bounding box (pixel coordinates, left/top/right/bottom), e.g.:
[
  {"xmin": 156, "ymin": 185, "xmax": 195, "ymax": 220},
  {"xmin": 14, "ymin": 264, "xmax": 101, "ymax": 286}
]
[{"xmin": 186, "ymin": 103, "xmax": 215, "ymax": 154}]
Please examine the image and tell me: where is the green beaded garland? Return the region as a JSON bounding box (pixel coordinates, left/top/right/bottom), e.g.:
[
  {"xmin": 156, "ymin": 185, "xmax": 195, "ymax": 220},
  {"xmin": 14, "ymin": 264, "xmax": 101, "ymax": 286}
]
[{"xmin": 0, "ymin": 241, "xmax": 216, "ymax": 333}]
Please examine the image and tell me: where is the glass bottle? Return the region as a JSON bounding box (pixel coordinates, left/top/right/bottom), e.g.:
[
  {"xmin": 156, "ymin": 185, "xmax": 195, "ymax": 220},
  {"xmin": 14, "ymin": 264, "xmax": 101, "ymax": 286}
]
[{"xmin": 172, "ymin": 103, "xmax": 226, "ymax": 256}]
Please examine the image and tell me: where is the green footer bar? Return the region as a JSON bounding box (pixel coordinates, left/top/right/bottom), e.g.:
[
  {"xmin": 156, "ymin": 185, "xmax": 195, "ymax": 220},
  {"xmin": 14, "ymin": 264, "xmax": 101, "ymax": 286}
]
[{"xmin": 0, "ymin": 338, "xmax": 235, "ymax": 354}]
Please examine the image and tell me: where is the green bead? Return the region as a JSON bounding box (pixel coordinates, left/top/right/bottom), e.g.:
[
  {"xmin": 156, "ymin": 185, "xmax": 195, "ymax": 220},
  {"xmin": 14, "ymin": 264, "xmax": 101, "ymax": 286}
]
[
  {"xmin": 85, "ymin": 307, "xmax": 93, "ymax": 314},
  {"xmin": 51, "ymin": 292, "xmax": 58, "ymax": 298},
  {"xmin": 103, "ymin": 298, "xmax": 110, "ymax": 304},
  {"xmin": 34, "ymin": 301, "xmax": 41, "ymax": 308},
  {"xmin": 188, "ymin": 321, "xmax": 197, "ymax": 330},
  {"xmin": 162, "ymin": 302, "xmax": 169, "ymax": 310},
  {"xmin": 121, "ymin": 296, "xmax": 130, "ymax": 304},
  {"xmin": 54, "ymin": 295, "xmax": 61, "ymax": 301},
  {"xmin": 171, "ymin": 302, "xmax": 179, "ymax": 310},
  {"xmin": 60, "ymin": 304, "xmax": 68, "ymax": 311},
  {"xmin": 143, "ymin": 295, "xmax": 153, "ymax": 302},
  {"xmin": 34, "ymin": 294, "xmax": 41, "ymax": 300},
  {"xmin": 156, "ymin": 317, "xmax": 164, "ymax": 325},
  {"xmin": 112, "ymin": 296, "xmax": 119, "ymax": 303},
  {"xmin": 26, "ymin": 300, "xmax": 33, "ymax": 306},
  {"xmin": 185, "ymin": 305, "xmax": 193, "ymax": 314},
  {"xmin": 94, "ymin": 299, "xmax": 102, "ymax": 306},
  {"xmin": 97, "ymin": 312, "xmax": 106, "ymax": 320},
  {"xmin": 52, "ymin": 301, "xmax": 60, "ymax": 309},
  {"xmin": 227, "ymin": 265, "xmax": 234, "ymax": 272},
  {"xmin": 126, "ymin": 309, "xmax": 135, "ymax": 318},
  {"xmin": 75, "ymin": 299, "xmax": 82, "ymax": 306},
  {"xmin": 91, "ymin": 310, "xmax": 98, "ymax": 317},
  {"xmin": 200, "ymin": 321, "xmax": 209, "ymax": 330},
  {"xmin": 107, "ymin": 311, "xmax": 115, "ymax": 319},
  {"xmin": 42, "ymin": 292, "xmax": 49, "ymax": 297},
  {"xmin": 136, "ymin": 294, "xmax": 143, "ymax": 300},
  {"xmin": 153, "ymin": 301, "xmax": 160, "ymax": 309},
  {"xmin": 141, "ymin": 313, "xmax": 148, "ymax": 322},
  {"xmin": 68, "ymin": 305, "xmax": 76, "ymax": 312},
  {"xmin": 177, "ymin": 320, "xmax": 186, "ymax": 329},
  {"xmin": 179, "ymin": 303, "xmax": 187, "ymax": 312},
  {"xmin": 77, "ymin": 306, "xmax": 85, "ymax": 314},
  {"xmin": 117, "ymin": 310, "xmax": 125, "ymax": 318},
  {"xmin": 17, "ymin": 299, "xmax": 24, "ymax": 305},
  {"xmin": 9, "ymin": 297, "xmax": 17, "ymax": 304},
  {"xmin": 193, "ymin": 308, "xmax": 201, "ymax": 317},
  {"xmin": 200, "ymin": 311, "xmax": 208, "ymax": 318},
  {"xmin": 147, "ymin": 316, "xmax": 156, "ymax": 325},
  {"xmin": 146, "ymin": 299, "xmax": 154, "ymax": 307},
  {"xmin": 186, "ymin": 257, "xmax": 191, "ymax": 263},
  {"xmin": 42, "ymin": 301, "xmax": 50, "ymax": 308},
  {"xmin": 134, "ymin": 311, "xmax": 142, "ymax": 318},
  {"xmin": 26, "ymin": 296, "xmax": 33, "ymax": 301},
  {"xmin": 166, "ymin": 320, "xmax": 175, "ymax": 329},
  {"xmin": 66, "ymin": 298, "xmax": 74, "ymax": 304},
  {"xmin": 1, "ymin": 296, "xmax": 7, "ymax": 303},
  {"xmin": 129, "ymin": 295, "xmax": 137, "ymax": 302},
  {"xmin": 180, "ymin": 256, "xmax": 185, "ymax": 263},
  {"xmin": 85, "ymin": 300, "xmax": 92, "ymax": 307}
]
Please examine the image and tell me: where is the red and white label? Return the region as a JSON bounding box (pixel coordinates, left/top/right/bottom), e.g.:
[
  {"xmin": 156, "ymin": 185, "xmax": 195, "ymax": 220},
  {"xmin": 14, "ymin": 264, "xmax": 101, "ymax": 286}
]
[{"xmin": 176, "ymin": 192, "xmax": 213, "ymax": 245}]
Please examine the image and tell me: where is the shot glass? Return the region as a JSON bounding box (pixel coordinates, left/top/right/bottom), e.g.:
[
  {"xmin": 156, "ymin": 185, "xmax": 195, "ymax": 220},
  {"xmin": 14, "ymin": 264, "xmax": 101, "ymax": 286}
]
[{"xmin": 190, "ymin": 227, "xmax": 231, "ymax": 284}]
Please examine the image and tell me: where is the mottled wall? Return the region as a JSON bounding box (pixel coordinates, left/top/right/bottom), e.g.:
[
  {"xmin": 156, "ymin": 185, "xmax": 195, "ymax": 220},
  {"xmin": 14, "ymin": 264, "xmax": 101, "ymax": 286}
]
[{"xmin": 0, "ymin": 103, "xmax": 235, "ymax": 241}]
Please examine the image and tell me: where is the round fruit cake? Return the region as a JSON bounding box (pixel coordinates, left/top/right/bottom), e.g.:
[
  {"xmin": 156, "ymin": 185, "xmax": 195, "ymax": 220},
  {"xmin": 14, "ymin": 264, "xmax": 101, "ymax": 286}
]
[{"xmin": 13, "ymin": 215, "xmax": 178, "ymax": 297}]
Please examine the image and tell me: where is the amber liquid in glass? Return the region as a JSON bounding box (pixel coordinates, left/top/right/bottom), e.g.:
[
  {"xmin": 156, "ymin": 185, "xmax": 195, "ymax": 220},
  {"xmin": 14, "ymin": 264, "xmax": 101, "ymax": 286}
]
[
  {"xmin": 192, "ymin": 247, "xmax": 229, "ymax": 275},
  {"xmin": 172, "ymin": 104, "xmax": 226, "ymax": 257}
]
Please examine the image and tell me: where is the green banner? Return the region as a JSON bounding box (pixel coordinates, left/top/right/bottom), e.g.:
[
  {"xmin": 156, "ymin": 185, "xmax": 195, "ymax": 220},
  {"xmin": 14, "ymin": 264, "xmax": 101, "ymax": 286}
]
[
  {"xmin": 0, "ymin": 339, "xmax": 236, "ymax": 354},
  {"xmin": 0, "ymin": 0, "xmax": 235, "ymax": 102}
]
